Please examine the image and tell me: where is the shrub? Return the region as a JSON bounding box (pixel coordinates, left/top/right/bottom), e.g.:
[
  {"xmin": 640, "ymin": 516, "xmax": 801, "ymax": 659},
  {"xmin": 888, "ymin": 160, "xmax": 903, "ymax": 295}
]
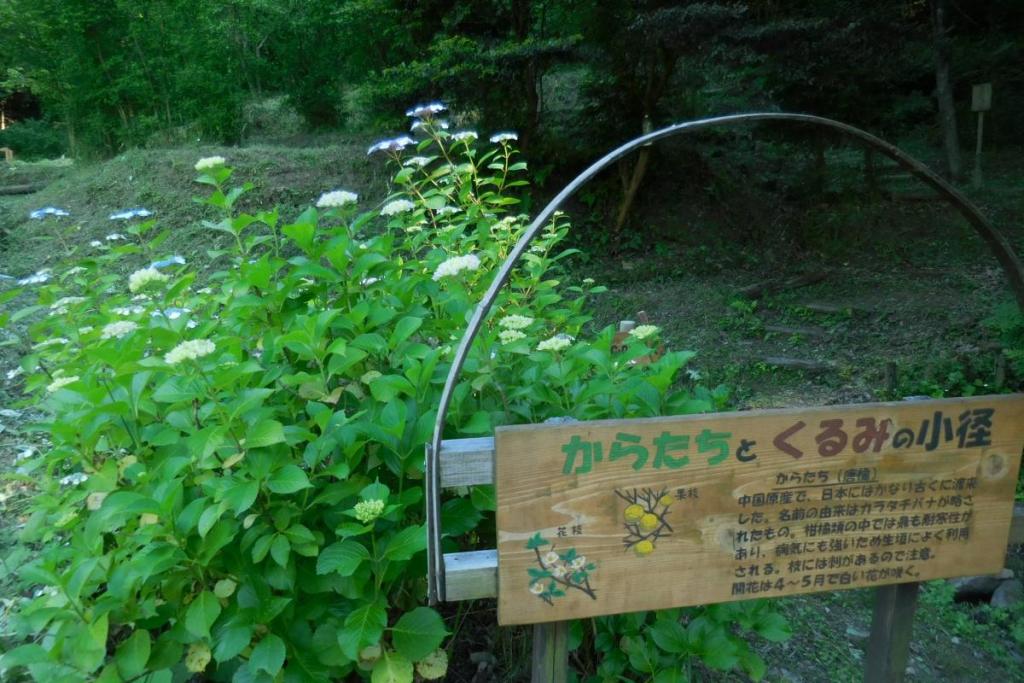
[
  {"xmin": 0, "ymin": 119, "xmax": 65, "ymax": 160},
  {"xmin": 0, "ymin": 106, "xmax": 783, "ymax": 681}
]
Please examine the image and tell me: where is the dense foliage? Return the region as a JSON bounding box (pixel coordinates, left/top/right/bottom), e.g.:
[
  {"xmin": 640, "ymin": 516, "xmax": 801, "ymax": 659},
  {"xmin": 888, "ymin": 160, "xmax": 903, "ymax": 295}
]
[{"xmin": 0, "ymin": 109, "xmax": 788, "ymax": 681}]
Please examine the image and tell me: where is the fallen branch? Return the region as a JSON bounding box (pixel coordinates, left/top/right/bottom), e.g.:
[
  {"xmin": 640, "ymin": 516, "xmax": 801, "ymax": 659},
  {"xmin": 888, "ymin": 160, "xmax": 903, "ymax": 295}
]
[{"xmin": 738, "ymin": 270, "xmax": 829, "ymax": 300}]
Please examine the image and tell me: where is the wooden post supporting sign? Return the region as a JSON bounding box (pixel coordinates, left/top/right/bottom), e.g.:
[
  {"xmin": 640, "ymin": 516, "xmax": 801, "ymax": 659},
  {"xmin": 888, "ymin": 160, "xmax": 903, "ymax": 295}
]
[{"xmin": 972, "ymin": 83, "xmax": 992, "ymax": 188}]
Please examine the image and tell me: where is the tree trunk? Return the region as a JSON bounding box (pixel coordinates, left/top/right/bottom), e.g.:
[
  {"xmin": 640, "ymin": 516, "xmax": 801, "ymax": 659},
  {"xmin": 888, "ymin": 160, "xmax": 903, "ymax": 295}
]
[{"xmin": 931, "ymin": 0, "xmax": 962, "ymax": 181}]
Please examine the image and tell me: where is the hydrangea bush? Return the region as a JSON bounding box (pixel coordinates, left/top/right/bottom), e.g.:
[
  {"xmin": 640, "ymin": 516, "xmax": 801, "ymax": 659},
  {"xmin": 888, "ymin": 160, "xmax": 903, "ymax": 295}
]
[{"xmin": 0, "ymin": 106, "xmax": 785, "ymax": 681}]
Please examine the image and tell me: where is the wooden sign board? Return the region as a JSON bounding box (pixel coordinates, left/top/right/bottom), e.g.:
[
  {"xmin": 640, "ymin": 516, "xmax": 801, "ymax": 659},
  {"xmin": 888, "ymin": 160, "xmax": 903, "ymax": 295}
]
[
  {"xmin": 495, "ymin": 395, "xmax": 1024, "ymax": 625},
  {"xmin": 972, "ymin": 83, "xmax": 992, "ymax": 112}
]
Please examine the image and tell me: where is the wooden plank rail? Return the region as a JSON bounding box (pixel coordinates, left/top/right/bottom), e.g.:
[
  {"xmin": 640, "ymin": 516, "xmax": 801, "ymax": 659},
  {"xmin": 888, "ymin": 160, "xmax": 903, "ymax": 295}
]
[{"xmin": 437, "ymin": 438, "xmax": 1024, "ymax": 601}]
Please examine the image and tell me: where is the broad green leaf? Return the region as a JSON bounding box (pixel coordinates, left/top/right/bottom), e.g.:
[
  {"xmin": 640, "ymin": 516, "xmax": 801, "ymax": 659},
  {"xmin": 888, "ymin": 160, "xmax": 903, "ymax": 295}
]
[
  {"xmin": 383, "ymin": 525, "xmax": 426, "ymax": 561},
  {"xmin": 339, "ymin": 601, "xmax": 387, "ymax": 661},
  {"xmin": 267, "ymin": 465, "xmax": 311, "ymax": 494},
  {"xmin": 185, "ymin": 591, "xmax": 221, "ymax": 639},
  {"xmin": 0, "ymin": 644, "xmax": 49, "ymax": 668},
  {"xmin": 470, "ymin": 485, "xmax": 496, "ymax": 512},
  {"xmin": 270, "ymin": 534, "xmax": 290, "ymax": 567},
  {"xmin": 214, "ymin": 625, "xmax": 253, "ymax": 663},
  {"xmin": 246, "ymin": 420, "xmax": 285, "ymax": 449},
  {"xmin": 390, "ymin": 607, "xmax": 448, "ymax": 662},
  {"xmin": 317, "ymin": 540, "xmax": 370, "ymax": 576},
  {"xmin": 650, "ymin": 618, "xmax": 689, "ymax": 655},
  {"xmin": 115, "ymin": 630, "xmax": 151, "ymax": 679},
  {"xmin": 250, "ymin": 634, "xmax": 286, "ymax": 676},
  {"xmin": 371, "ymin": 650, "xmax": 413, "ymax": 683},
  {"xmin": 753, "ymin": 612, "xmax": 792, "ymax": 642}
]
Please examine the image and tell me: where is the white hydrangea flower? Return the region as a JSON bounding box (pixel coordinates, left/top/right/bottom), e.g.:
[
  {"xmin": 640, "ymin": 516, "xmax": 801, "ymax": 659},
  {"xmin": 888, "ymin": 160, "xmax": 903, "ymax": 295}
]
[
  {"xmin": 367, "ymin": 136, "xmax": 415, "ymax": 155},
  {"xmin": 90, "ymin": 240, "xmax": 103, "ymax": 248},
  {"xmin": 405, "ymin": 102, "xmax": 446, "ymax": 118},
  {"xmin": 380, "ymin": 199, "xmax": 415, "ymax": 216},
  {"xmin": 360, "ymin": 277, "xmax": 379, "ymax": 286},
  {"xmin": 128, "ymin": 267, "xmax": 169, "ymax": 293},
  {"xmin": 49, "ymin": 297, "xmax": 86, "ymax": 315},
  {"xmin": 66, "ymin": 266, "xmax": 87, "ymax": 276},
  {"xmin": 499, "ymin": 329, "xmax": 526, "ymax": 344},
  {"xmin": 489, "ymin": 132, "xmax": 518, "ymax": 143},
  {"xmin": 112, "ymin": 305, "xmax": 145, "ymax": 316},
  {"xmin": 101, "ymin": 321, "xmax": 139, "ymax": 340},
  {"xmin": 411, "ymin": 119, "xmax": 450, "ymax": 132},
  {"xmin": 405, "ymin": 224, "xmax": 424, "ymax": 233},
  {"xmin": 435, "ymin": 206, "xmax": 460, "ymax": 216},
  {"xmin": 582, "ymin": 277, "xmax": 595, "ymax": 285},
  {"xmin": 316, "ymin": 190, "xmax": 358, "ymax": 208},
  {"xmin": 452, "ymin": 131, "xmax": 478, "ymax": 142},
  {"xmin": 77, "ymin": 326, "xmax": 93, "ymax": 335},
  {"xmin": 537, "ymin": 335, "xmax": 572, "ymax": 352},
  {"xmin": 47, "ymin": 376, "xmax": 80, "ymax": 393},
  {"xmin": 194, "ymin": 156, "xmax": 226, "ymax": 171},
  {"xmin": 105, "ymin": 233, "xmax": 126, "ymax": 241},
  {"xmin": 17, "ymin": 269, "xmax": 51, "ymax": 285},
  {"xmin": 58, "ymin": 472, "xmax": 88, "ymax": 487},
  {"xmin": 543, "ymin": 551, "xmax": 560, "ymax": 566},
  {"xmin": 499, "ymin": 314, "xmax": 534, "ymax": 330},
  {"xmin": 432, "ymin": 254, "xmax": 481, "ymax": 281},
  {"xmin": 629, "ymin": 324, "xmax": 659, "ymax": 340},
  {"xmin": 354, "ymin": 499, "xmax": 385, "ymax": 523},
  {"xmin": 404, "ymin": 156, "xmax": 432, "ymax": 167},
  {"xmin": 164, "ymin": 339, "xmax": 215, "ymax": 365}
]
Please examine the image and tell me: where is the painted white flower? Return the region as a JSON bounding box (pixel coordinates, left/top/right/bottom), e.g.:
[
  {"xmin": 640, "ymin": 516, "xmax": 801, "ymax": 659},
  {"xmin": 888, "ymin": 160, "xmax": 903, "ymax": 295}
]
[
  {"xmin": 452, "ymin": 131, "xmax": 478, "ymax": 142},
  {"xmin": 499, "ymin": 329, "xmax": 526, "ymax": 344},
  {"xmin": 354, "ymin": 499, "xmax": 385, "ymax": 523},
  {"xmin": 551, "ymin": 565, "xmax": 567, "ymax": 578},
  {"xmin": 432, "ymin": 254, "xmax": 481, "ymax": 281},
  {"xmin": 101, "ymin": 321, "xmax": 139, "ymax": 340},
  {"xmin": 537, "ymin": 335, "xmax": 572, "ymax": 352},
  {"xmin": 404, "ymin": 156, "xmax": 432, "ymax": 167},
  {"xmin": 489, "ymin": 132, "xmax": 518, "ymax": 143},
  {"xmin": 571, "ymin": 556, "xmax": 587, "ymax": 570},
  {"xmin": 316, "ymin": 190, "xmax": 358, "ymax": 208},
  {"xmin": 59, "ymin": 472, "xmax": 88, "ymax": 487},
  {"xmin": 128, "ymin": 267, "xmax": 169, "ymax": 293},
  {"xmin": 194, "ymin": 156, "xmax": 226, "ymax": 171},
  {"xmin": 380, "ymin": 199, "xmax": 415, "ymax": 216},
  {"xmin": 499, "ymin": 314, "xmax": 534, "ymax": 330},
  {"xmin": 629, "ymin": 324, "xmax": 659, "ymax": 341},
  {"xmin": 543, "ymin": 551, "xmax": 560, "ymax": 566},
  {"xmin": 530, "ymin": 582, "xmax": 545, "ymax": 595},
  {"xmin": 164, "ymin": 339, "xmax": 215, "ymax": 365},
  {"xmin": 47, "ymin": 376, "xmax": 80, "ymax": 393},
  {"xmin": 405, "ymin": 102, "xmax": 447, "ymax": 118}
]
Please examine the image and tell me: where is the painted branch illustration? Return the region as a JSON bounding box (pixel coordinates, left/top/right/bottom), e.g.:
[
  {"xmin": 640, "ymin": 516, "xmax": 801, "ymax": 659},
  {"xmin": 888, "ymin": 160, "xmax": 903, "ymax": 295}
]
[
  {"xmin": 617, "ymin": 487, "xmax": 674, "ymax": 556},
  {"xmin": 525, "ymin": 532, "xmax": 597, "ymax": 605}
]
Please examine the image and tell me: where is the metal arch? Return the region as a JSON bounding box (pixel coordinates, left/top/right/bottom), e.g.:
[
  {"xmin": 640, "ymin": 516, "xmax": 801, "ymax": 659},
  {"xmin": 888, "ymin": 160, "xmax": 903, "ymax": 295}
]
[{"xmin": 425, "ymin": 111, "xmax": 1024, "ymax": 603}]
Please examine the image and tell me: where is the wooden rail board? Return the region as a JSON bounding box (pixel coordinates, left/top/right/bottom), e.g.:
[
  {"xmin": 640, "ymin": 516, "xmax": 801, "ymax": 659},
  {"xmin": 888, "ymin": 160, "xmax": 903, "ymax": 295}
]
[{"xmin": 492, "ymin": 395, "xmax": 1024, "ymax": 625}]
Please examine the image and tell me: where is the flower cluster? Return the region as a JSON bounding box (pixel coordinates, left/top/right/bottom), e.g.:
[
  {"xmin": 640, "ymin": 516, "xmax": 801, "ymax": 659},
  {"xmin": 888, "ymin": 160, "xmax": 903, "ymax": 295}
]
[
  {"xmin": 194, "ymin": 156, "xmax": 226, "ymax": 171},
  {"xmin": 432, "ymin": 254, "xmax": 481, "ymax": 281},
  {"xmin": 29, "ymin": 207, "xmax": 70, "ymax": 219},
  {"xmin": 367, "ymin": 136, "xmax": 415, "ymax": 155},
  {"xmin": 101, "ymin": 321, "xmax": 139, "ymax": 340},
  {"xmin": 380, "ymin": 199, "xmax": 415, "ymax": 216},
  {"xmin": 537, "ymin": 335, "xmax": 572, "ymax": 352},
  {"xmin": 164, "ymin": 339, "xmax": 215, "ymax": 365},
  {"xmin": 499, "ymin": 314, "xmax": 534, "ymax": 330},
  {"xmin": 499, "ymin": 329, "xmax": 526, "ymax": 344},
  {"xmin": 109, "ymin": 208, "xmax": 153, "ymax": 221},
  {"xmin": 47, "ymin": 376, "xmax": 79, "ymax": 393},
  {"xmin": 58, "ymin": 472, "xmax": 88, "ymax": 487},
  {"xmin": 629, "ymin": 324, "xmax": 659, "ymax": 340},
  {"xmin": 128, "ymin": 267, "xmax": 169, "ymax": 293},
  {"xmin": 316, "ymin": 190, "xmax": 358, "ymax": 208},
  {"xmin": 354, "ymin": 499, "xmax": 385, "ymax": 523}
]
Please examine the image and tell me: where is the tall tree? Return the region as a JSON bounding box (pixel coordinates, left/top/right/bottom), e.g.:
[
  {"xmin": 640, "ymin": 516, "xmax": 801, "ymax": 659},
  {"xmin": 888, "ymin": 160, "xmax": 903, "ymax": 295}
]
[{"xmin": 930, "ymin": 0, "xmax": 962, "ymax": 181}]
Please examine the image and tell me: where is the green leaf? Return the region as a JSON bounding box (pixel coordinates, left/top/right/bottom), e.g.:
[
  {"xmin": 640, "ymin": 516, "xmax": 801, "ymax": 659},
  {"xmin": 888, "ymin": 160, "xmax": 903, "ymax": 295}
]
[
  {"xmin": 653, "ymin": 669, "xmax": 687, "ymax": 683},
  {"xmin": 339, "ymin": 601, "xmax": 387, "ymax": 660},
  {"xmin": 383, "ymin": 525, "xmax": 426, "ymax": 561},
  {"xmin": 390, "ymin": 607, "xmax": 448, "ymax": 662},
  {"xmin": 214, "ymin": 625, "xmax": 253, "ymax": 663},
  {"xmin": 470, "ymin": 485, "xmax": 496, "ymax": 512},
  {"xmin": 753, "ymin": 612, "xmax": 792, "ymax": 642},
  {"xmin": 317, "ymin": 540, "xmax": 370, "ymax": 576},
  {"xmin": 650, "ymin": 618, "xmax": 689, "ymax": 655},
  {"xmin": 185, "ymin": 591, "xmax": 221, "ymax": 639},
  {"xmin": 267, "ymin": 465, "xmax": 311, "ymax": 494},
  {"xmin": 0, "ymin": 644, "xmax": 49, "ymax": 668},
  {"xmin": 371, "ymin": 650, "xmax": 413, "ymax": 683},
  {"xmin": 115, "ymin": 630, "xmax": 151, "ymax": 679},
  {"xmin": 270, "ymin": 534, "xmax": 290, "ymax": 567},
  {"xmin": 250, "ymin": 634, "xmax": 286, "ymax": 676},
  {"xmin": 152, "ymin": 376, "xmax": 201, "ymax": 403},
  {"xmin": 389, "ymin": 316, "xmax": 422, "ymax": 347},
  {"xmin": 246, "ymin": 420, "xmax": 286, "ymax": 448}
]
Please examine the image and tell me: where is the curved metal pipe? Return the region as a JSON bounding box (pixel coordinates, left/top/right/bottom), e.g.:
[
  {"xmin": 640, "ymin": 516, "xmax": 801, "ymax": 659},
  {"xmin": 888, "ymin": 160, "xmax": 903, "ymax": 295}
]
[{"xmin": 426, "ymin": 112, "xmax": 1024, "ymax": 602}]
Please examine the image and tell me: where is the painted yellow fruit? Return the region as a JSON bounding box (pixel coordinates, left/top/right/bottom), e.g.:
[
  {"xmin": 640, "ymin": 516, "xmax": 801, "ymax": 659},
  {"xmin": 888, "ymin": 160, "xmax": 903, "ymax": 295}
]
[
  {"xmin": 639, "ymin": 513, "xmax": 659, "ymax": 532},
  {"xmin": 634, "ymin": 539, "xmax": 655, "ymax": 556},
  {"xmin": 624, "ymin": 504, "xmax": 645, "ymax": 522},
  {"xmin": 659, "ymin": 495, "xmax": 674, "ymax": 507}
]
